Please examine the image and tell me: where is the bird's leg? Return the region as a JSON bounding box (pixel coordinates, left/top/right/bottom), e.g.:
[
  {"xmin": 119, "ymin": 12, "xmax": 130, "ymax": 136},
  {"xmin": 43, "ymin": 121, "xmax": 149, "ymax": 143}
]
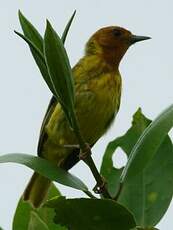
[{"xmin": 79, "ymin": 143, "xmax": 111, "ymax": 198}]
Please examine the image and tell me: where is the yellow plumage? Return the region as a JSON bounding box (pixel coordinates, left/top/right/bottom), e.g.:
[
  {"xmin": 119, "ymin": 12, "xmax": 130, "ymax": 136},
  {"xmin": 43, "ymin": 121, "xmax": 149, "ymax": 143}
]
[
  {"xmin": 23, "ymin": 26, "xmax": 150, "ymax": 207},
  {"xmin": 43, "ymin": 56, "xmax": 121, "ymax": 162}
]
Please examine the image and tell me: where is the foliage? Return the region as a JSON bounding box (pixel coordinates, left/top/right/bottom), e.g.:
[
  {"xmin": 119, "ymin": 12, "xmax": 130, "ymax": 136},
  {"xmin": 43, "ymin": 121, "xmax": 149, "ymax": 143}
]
[
  {"xmin": 0, "ymin": 153, "xmax": 88, "ymax": 191},
  {"xmin": 101, "ymin": 109, "xmax": 173, "ymax": 227},
  {"xmin": 0, "ymin": 11, "xmax": 172, "ymax": 230},
  {"xmin": 46, "ymin": 197, "xmax": 136, "ymax": 230},
  {"xmin": 13, "ymin": 184, "xmax": 66, "ymax": 230}
]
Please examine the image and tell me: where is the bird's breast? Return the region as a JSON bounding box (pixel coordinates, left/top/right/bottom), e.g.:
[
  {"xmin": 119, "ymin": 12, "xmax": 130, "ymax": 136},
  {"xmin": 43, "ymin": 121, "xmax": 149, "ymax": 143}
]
[{"xmin": 76, "ymin": 71, "xmax": 122, "ymax": 143}]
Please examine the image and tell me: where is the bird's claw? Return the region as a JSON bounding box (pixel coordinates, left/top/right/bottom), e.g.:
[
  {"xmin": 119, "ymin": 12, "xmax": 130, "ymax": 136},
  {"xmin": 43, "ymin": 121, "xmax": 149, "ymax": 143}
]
[{"xmin": 79, "ymin": 143, "xmax": 91, "ymax": 160}]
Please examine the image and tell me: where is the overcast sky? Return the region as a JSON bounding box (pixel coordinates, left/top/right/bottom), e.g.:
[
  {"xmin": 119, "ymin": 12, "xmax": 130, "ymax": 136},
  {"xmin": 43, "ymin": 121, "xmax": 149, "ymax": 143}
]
[{"xmin": 0, "ymin": 0, "xmax": 173, "ymax": 229}]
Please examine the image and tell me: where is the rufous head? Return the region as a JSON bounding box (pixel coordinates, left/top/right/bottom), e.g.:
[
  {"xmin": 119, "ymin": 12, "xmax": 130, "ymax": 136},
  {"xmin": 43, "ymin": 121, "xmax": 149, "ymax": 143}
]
[{"xmin": 86, "ymin": 26, "xmax": 150, "ymax": 67}]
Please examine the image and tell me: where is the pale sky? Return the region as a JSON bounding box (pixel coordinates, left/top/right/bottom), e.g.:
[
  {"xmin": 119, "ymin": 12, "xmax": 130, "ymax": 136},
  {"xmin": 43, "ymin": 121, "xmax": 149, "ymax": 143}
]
[{"xmin": 0, "ymin": 1, "xmax": 173, "ymax": 229}]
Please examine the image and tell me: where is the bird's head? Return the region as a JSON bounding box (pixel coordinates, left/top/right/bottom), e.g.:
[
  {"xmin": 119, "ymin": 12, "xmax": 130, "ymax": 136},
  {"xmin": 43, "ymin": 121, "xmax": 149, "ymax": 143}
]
[{"xmin": 86, "ymin": 26, "xmax": 150, "ymax": 67}]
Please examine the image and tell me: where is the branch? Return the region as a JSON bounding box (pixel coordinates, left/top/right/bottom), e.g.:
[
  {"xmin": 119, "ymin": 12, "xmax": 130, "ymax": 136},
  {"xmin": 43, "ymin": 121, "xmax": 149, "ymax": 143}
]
[{"xmin": 71, "ymin": 110, "xmax": 112, "ymax": 199}]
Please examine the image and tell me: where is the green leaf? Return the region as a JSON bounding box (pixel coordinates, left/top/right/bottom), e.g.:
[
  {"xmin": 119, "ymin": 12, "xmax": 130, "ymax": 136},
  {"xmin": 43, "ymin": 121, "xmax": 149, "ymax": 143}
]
[
  {"xmin": 14, "ymin": 30, "xmax": 56, "ymax": 94},
  {"xmin": 18, "ymin": 10, "xmax": 43, "ymax": 51},
  {"xmin": 136, "ymin": 228, "xmax": 159, "ymax": 230},
  {"xmin": 119, "ymin": 136, "xmax": 173, "ymax": 227},
  {"xmin": 0, "ymin": 153, "xmax": 88, "ymax": 191},
  {"xmin": 17, "ymin": 11, "xmax": 75, "ymax": 98},
  {"xmin": 61, "ymin": 10, "xmax": 76, "ymax": 43},
  {"xmin": 13, "ymin": 184, "xmax": 66, "ymax": 230},
  {"xmin": 38, "ymin": 11, "xmax": 76, "ymax": 138},
  {"xmin": 101, "ymin": 108, "xmax": 173, "ymax": 227},
  {"xmin": 46, "ymin": 197, "xmax": 136, "ymax": 230},
  {"xmin": 14, "ymin": 31, "xmax": 45, "ymax": 61},
  {"xmin": 28, "ymin": 212, "xmax": 50, "ymax": 230},
  {"xmin": 121, "ymin": 105, "xmax": 173, "ymax": 182},
  {"xmin": 100, "ymin": 108, "xmax": 150, "ymax": 197},
  {"xmin": 44, "ymin": 20, "xmax": 75, "ymax": 126},
  {"xmin": 17, "ymin": 11, "xmax": 56, "ymax": 95}
]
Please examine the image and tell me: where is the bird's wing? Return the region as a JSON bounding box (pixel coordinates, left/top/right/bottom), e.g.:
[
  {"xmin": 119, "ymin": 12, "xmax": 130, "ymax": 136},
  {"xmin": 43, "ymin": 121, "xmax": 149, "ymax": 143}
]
[
  {"xmin": 37, "ymin": 60, "xmax": 84, "ymax": 157},
  {"xmin": 37, "ymin": 95, "xmax": 57, "ymax": 156},
  {"xmin": 61, "ymin": 90, "xmax": 97, "ymax": 170},
  {"xmin": 37, "ymin": 72, "xmax": 80, "ymax": 157},
  {"xmin": 37, "ymin": 58, "xmax": 96, "ymax": 166}
]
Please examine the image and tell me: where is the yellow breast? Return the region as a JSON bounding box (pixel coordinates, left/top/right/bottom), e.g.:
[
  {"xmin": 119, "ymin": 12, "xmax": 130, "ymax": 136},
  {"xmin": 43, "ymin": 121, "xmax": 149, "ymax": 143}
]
[{"xmin": 75, "ymin": 70, "xmax": 122, "ymax": 143}]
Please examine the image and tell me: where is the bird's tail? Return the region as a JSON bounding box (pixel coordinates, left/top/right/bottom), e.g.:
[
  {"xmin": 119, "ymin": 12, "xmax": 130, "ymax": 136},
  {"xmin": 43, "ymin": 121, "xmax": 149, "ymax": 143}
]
[{"xmin": 23, "ymin": 172, "xmax": 51, "ymax": 208}]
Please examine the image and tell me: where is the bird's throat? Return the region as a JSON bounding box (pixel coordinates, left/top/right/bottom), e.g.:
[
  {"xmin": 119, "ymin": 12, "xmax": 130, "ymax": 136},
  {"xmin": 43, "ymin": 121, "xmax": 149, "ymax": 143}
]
[{"xmin": 102, "ymin": 46, "xmax": 128, "ymax": 69}]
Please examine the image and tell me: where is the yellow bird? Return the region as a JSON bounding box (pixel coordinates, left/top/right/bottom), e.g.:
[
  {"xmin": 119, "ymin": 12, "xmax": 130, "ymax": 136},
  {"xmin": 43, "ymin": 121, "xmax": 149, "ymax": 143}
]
[{"xmin": 23, "ymin": 26, "xmax": 150, "ymax": 207}]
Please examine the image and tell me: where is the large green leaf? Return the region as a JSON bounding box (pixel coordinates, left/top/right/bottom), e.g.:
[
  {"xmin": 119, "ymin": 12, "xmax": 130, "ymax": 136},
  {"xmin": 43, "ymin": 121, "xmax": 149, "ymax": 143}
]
[
  {"xmin": 18, "ymin": 10, "xmax": 43, "ymax": 51},
  {"xmin": 0, "ymin": 153, "xmax": 88, "ymax": 191},
  {"xmin": 14, "ymin": 31, "xmax": 44, "ymax": 61},
  {"xmin": 44, "ymin": 20, "xmax": 75, "ymax": 126},
  {"xmin": 13, "ymin": 184, "xmax": 66, "ymax": 230},
  {"xmin": 17, "ymin": 11, "xmax": 55, "ymax": 95},
  {"xmin": 119, "ymin": 136, "xmax": 173, "ymax": 227},
  {"xmin": 121, "ymin": 104, "xmax": 173, "ymax": 182},
  {"xmin": 136, "ymin": 228, "xmax": 159, "ymax": 230},
  {"xmin": 100, "ymin": 108, "xmax": 173, "ymax": 227},
  {"xmin": 46, "ymin": 197, "xmax": 136, "ymax": 230},
  {"xmin": 15, "ymin": 29, "xmax": 56, "ymax": 95},
  {"xmin": 17, "ymin": 11, "xmax": 76, "ymax": 97},
  {"xmin": 100, "ymin": 108, "xmax": 150, "ymax": 197},
  {"xmin": 28, "ymin": 212, "xmax": 50, "ymax": 230},
  {"xmin": 39, "ymin": 11, "xmax": 76, "ymax": 138}
]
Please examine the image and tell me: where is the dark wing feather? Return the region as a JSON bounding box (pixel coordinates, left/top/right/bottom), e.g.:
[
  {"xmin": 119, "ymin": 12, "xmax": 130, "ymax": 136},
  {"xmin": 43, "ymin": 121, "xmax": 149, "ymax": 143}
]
[
  {"xmin": 37, "ymin": 95, "xmax": 91, "ymax": 171},
  {"xmin": 61, "ymin": 148, "xmax": 80, "ymax": 170},
  {"xmin": 37, "ymin": 96, "xmax": 57, "ymax": 156}
]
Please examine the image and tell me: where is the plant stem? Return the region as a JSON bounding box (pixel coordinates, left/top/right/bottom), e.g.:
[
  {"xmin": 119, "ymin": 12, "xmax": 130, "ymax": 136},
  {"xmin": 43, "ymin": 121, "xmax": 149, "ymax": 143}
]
[
  {"xmin": 83, "ymin": 190, "xmax": 97, "ymax": 199},
  {"xmin": 114, "ymin": 182, "xmax": 123, "ymax": 201},
  {"xmin": 71, "ymin": 110, "xmax": 111, "ymax": 199}
]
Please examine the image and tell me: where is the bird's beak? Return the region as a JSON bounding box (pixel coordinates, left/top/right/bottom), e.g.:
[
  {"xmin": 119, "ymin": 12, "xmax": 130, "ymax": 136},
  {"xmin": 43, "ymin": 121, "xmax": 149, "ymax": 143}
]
[{"xmin": 130, "ymin": 34, "xmax": 151, "ymax": 45}]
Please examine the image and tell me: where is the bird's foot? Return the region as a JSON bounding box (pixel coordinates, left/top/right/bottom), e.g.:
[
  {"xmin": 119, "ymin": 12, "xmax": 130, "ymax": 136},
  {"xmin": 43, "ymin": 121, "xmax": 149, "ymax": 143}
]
[
  {"xmin": 93, "ymin": 177, "xmax": 107, "ymax": 194},
  {"xmin": 79, "ymin": 143, "xmax": 91, "ymax": 160}
]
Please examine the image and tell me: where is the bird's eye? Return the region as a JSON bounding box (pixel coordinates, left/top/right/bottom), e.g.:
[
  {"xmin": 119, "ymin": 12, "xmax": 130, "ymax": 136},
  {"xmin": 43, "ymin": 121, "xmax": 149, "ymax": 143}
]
[{"xmin": 113, "ymin": 29, "xmax": 122, "ymax": 37}]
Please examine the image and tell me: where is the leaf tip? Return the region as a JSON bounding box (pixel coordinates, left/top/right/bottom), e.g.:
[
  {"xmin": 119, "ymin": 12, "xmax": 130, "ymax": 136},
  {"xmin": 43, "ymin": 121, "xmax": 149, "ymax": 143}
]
[
  {"xmin": 18, "ymin": 9, "xmax": 22, "ymax": 16},
  {"xmin": 18, "ymin": 9, "xmax": 24, "ymax": 21},
  {"xmin": 18, "ymin": 10, "xmax": 28, "ymax": 29},
  {"xmin": 14, "ymin": 30, "xmax": 18, "ymax": 36},
  {"xmin": 45, "ymin": 19, "xmax": 51, "ymax": 28},
  {"xmin": 73, "ymin": 9, "xmax": 77, "ymax": 16},
  {"xmin": 45, "ymin": 19, "xmax": 53, "ymax": 37}
]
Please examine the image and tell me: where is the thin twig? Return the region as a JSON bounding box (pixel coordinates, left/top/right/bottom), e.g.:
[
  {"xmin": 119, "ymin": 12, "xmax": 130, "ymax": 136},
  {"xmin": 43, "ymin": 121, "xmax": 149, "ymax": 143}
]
[{"xmin": 83, "ymin": 190, "xmax": 98, "ymax": 199}]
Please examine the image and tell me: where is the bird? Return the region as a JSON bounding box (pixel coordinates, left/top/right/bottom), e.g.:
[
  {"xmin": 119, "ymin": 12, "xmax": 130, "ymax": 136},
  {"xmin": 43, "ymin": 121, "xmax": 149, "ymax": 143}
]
[{"xmin": 23, "ymin": 26, "xmax": 150, "ymax": 208}]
